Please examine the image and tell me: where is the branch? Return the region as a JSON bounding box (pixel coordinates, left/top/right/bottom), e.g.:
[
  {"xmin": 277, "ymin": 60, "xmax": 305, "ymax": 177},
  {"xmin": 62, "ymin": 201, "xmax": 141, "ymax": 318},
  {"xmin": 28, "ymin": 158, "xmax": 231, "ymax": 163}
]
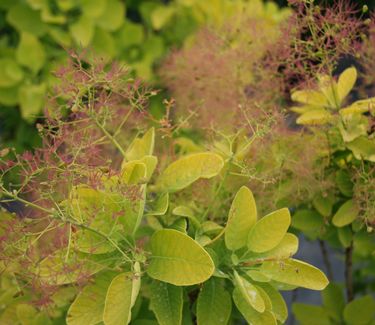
[
  {"xmin": 0, "ymin": 189, "xmax": 132, "ymax": 262},
  {"xmin": 319, "ymin": 239, "xmax": 333, "ymax": 281}
]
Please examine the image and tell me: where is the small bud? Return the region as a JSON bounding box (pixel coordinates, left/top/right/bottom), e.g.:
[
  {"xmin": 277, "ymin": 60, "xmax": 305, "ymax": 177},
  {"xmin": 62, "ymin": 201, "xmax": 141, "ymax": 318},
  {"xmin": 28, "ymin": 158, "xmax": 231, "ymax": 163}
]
[
  {"xmin": 367, "ymin": 226, "xmax": 373, "ymax": 233},
  {"xmin": 36, "ymin": 123, "xmax": 43, "ymax": 132},
  {"xmin": 363, "ymin": 5, "xmax": 368, "ymax": 13},
  {"xmin": 364, "ymin": 18, "xmax": 372, "ymax": 26},
  {"xmin": 0, "ymin": 148, "xmax": 9, "ymax": 157}
]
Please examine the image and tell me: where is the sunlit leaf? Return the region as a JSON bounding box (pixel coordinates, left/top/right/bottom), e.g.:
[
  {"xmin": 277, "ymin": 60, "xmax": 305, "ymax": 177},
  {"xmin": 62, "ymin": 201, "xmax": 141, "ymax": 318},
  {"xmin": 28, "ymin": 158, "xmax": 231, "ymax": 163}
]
[
  {"xmin": 248, "ymin": 208, "xmax": 291, "ymax": 253},
  {"xmin": 296, "ymin": 110, "xmax": 332, "ymax": 125},
  {"xmin": 158, "ymin": 152, "xmax": 224, "ymax": 192},
  {"xmin": 232, "ymin": 286, "xmax": 276, "ymax": 325},
  {"xmin": 291, "ymin": 90, "xmax": 328, "ymax": 106},
  {"xmin": 147, "ymin": 229, "xmax": 214, "ymax": 285},
  {"xmin": 233, "ymin": 271, "xmax": 265, "ymax": 313},
  {"xmin": 16, "ymin": 32, "xmax": 45, "ymax": 74},
  {"xmin": 126, "ymin": 128, "xmax": 155, "ymax": 161},
  {"xmin": 261, "ymin": 259, "xmax": 329, "ymax": 290},
  {"xmin": 225, "ymin": 186, "xmax": 257, "ymax": 251},
  {"xmin": 97, "ymin": 0, "xmax": 125, "ymax": 31},
  {"xmin": 18, "ymin": 83, "xmax": 46, "ymax": 121},
  {"xmin": 69, "ymin": 15, "xmax": 94, "ymax": 47},
  {"xmin": 103, "ymin": 272, "xmax": 135, "ymax": 325},
  {"xmin": 337, "ymin": 67, "xmax": 357, "ymax": 103},
  {"xmin": 7, "ymin": 3, "xmax": 47, "ymax": 36},
  {"xmin": 67, "ymin": 271, "xmax": 116, "ymax": 325},
  {"xmin": 0, "ymin": 58, "xmax": 24, "ymax": 88}
]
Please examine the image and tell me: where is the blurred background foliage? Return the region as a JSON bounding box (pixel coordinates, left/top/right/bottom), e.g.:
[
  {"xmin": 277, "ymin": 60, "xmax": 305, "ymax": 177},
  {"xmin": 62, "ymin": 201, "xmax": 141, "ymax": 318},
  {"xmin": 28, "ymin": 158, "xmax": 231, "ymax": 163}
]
[{"xmin": 0, "ymin": 0, "xmax": 290, "ymax": 152}]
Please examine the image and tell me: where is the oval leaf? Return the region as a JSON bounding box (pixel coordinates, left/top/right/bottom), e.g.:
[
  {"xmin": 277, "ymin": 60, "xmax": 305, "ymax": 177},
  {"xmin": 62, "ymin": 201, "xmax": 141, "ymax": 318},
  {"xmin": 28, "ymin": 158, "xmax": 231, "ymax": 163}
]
[
  {"xmin": 225, "ymin": 186, "xmax": 257, "ymax": 251},
  {"xmin": 147, "ymin": 229, "xmax": 214, "ymax": 285},
  {"xmin": 248, "ymin": 208, "xmax": 291, "ymax": 253},
  {"xmin": 343, "ymin": 295, "xmax": 375, "ymax": 325},
  {"xmin": 260, "ymin": 259, "xmax": 329, "ymax": 290},
  {"xmin": 197, "ymin": 278, "xmax": 232, "ymax": 325},
  {"xmin": 103, "ymin": 273, "xmax": 134, "ymax": 325},
  {"xmin": 234, "ymin": 271, "xmax": 265, "ymax": 313},
  {"xmin": 232, "ymin": 287, "xmax": 277, "ymax": 325},
  {"xmin": 257, "ymin": 283, "xmax": 288, "ymax": 323},
  {"xmin": 332, "ymin": 200, "xmax": 358, "ymax": 227},
  {"xmin": 67, "ymin": 271, "xmax": 116, "ymax": 325},
  {"xmin": 125, "ymin": 128, "xmax": 155, "ymax": 161},
  {"xmin": 149, "ymin": 281, "xmax": 183, "ymax": 325},
  {"xmin": 158, "ymin": 152, "xmax": 224, "ymax": 192},
  {"xmin": 296, "ymin": 110, "xmax": 332, "ymax": 125},
  {"xmin": 337, "ymin": 67, "xmax": 357, "ymax": 102}
]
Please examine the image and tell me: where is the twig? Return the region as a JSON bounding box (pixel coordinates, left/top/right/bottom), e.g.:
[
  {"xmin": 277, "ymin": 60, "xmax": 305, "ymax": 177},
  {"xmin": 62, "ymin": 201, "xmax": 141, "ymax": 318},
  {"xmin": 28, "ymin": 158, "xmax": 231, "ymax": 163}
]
[{"xmin": 319, "ymin": 239, "xmax": 334, "ymax": 281}]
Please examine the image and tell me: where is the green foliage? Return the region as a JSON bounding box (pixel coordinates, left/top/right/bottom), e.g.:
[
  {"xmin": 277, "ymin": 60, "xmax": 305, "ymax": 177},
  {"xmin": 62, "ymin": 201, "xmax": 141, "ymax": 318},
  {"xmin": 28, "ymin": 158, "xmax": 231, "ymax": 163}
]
[
  {"xmin": 0, "ymin": 120, "xmax": 329, "ymax": 324},
  {"xmin": 293, "ymin": 284, "xmax": 375, "ymax": 325}
]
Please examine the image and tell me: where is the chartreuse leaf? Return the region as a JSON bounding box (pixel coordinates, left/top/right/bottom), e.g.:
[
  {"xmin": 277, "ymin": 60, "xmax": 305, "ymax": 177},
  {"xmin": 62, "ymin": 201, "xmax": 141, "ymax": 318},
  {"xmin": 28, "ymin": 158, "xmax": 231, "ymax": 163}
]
[
  {"xmin": 291, "ymin": 90, "xmax": 328, "ymax": 106},
  {"xmin": 121, "ymin": 161, "xmax": 147, "ymax": 184},
  {"xmin": 225, "ymin": 186, "xmax": 257, "ymax": 251},
  {"xmin": 125, "ymin": 128, "xmax": 155, "ymax": 161},
  {"xmin": 19, "ymin": 83, "xmax": 47, "ymax": 120},
  {"xmin": 16, "ymin": 304, "xmax": 37, "ymax": 323},
  {"xmin": 149, "ymin": 281, "xmax": 183, "ymax": 325},
  {"xmin": 232, "ymin": 286, "xmax": 276, "ymax": 325},
  {"xmin": 292, "ymin": 303, "xmax": 331, "ymax": 325},
  {"xmin": 69, "ymin": 15, "xmax": 94, "ymax": 47},
  {"xmin": 243, "ymin": 233, "xmax": 298, "ymax": 261},
  {"xmin": 0, "ymin": 58, "xmax": 24, "ymax": 88},
  {"xmin": 68, "ymin": 186, "xmax": 124, "ymax": 253},
  {"xmin": 233, "ymin": 271, "xmax": 265, "ymax": 313},
  {"xmin": 37, "ymin": 249, "xmax": 106, "ymax": 285},
  {"xmin": 257, "ymin": 283, "xmax": 288, "ymax": 323},
  {"xmin": 103, "ymin": 263, "xmax": 140, "ymax": 325},
  {"xmin": 7, "ymin": 3, "xmax": 47, "ymax": 36},
  {"xmin": 322, "ymin": 283, "xmax": 345, "ymax": 322},
  {"xmin": 343, "ymin": 295, "xmax": 375, "ymax": 325},
  {"xmin": 260, "ymin": 259, "xmax": 329, "ymax": 290},
  {"xmin": 158, "ymin": 152, "xmax": 224, "ymax": 192},
  {"xmin": 296, "ymin": 110, "xmax": 332, "ymax": 125},
  {"xmin": 332, "ymin": 199, "xmax": 358, "ymax": 227},
  {"xmin": 340, "ymin": 97, "xmax": 375, "ymax": 116},
  {"xmin": 80, "ymin": 0, "xmax": 107, "ymax": 18},
  {"xmin": 248, "ymin": 208, "xmax": 291, "ymax": 253},
  {"xmin": 196, "ymin": 278, "xmax": 232, "ymax": 325},
  {"xmin": 16, "ymin": 32, "xmax": 45, "ymax": 74},
  {"xmin": 151, "ymin": 6, "xmax": 176, "ymax": 30},
  {"xmin": 337, "ymin": 67, "xmax": 357, "ymax": 102},
  {"xmin": 147, "ymin": 229, "xmax": 214, "ymax": 285},
  {"xmin": 96, "ymin": 0, "xmax": 125, "ymax": 31},
  {"xmin": 66, "ymin": 271, "xmax": 116, "ymax": 325},
  {"xmin": 346, "ymin": 136, "xmax": 375, "ymax": 162},
  {"xmin": 146, "ymin": 192, "xmax": 169, "ymax": 216}
]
